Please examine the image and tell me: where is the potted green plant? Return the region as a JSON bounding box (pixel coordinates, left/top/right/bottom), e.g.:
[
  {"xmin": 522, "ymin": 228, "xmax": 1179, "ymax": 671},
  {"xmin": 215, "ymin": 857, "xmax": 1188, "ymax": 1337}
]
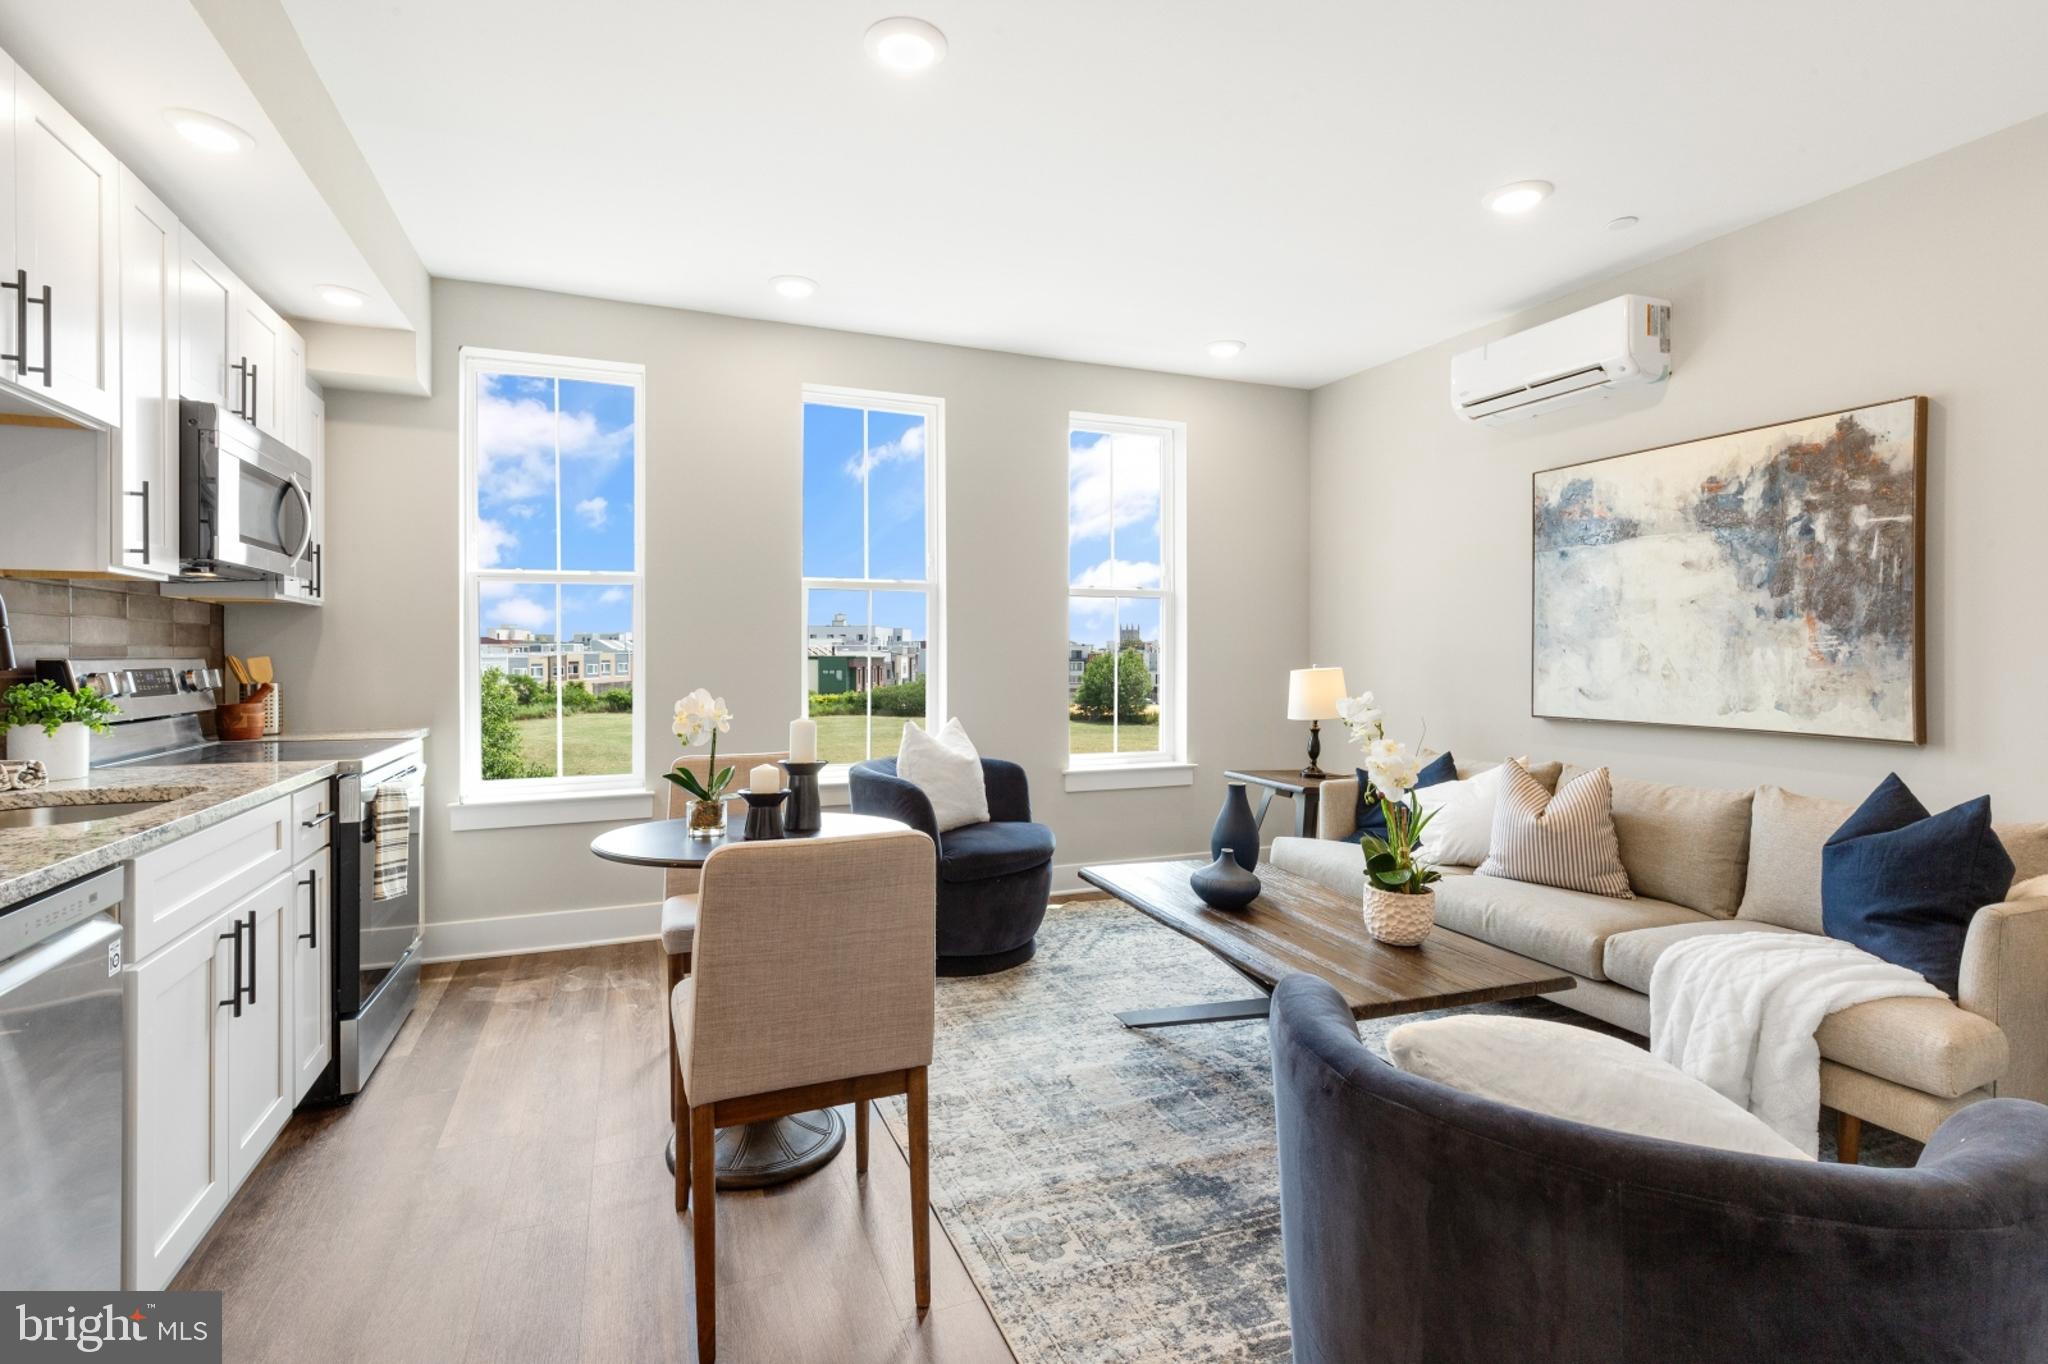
[
  {"xmin": 665, "ymin": 688, "xmax": 735, "ymax": 836},
  {"xmin": 2, "ymin": 680, "xmax": 119, "ymax": 781}
]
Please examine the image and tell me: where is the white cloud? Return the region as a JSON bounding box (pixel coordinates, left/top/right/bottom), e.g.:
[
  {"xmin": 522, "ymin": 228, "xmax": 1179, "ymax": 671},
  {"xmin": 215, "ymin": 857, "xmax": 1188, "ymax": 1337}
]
[
  {"xmin": 1068, "ymin": 432, "xmax": 1162, "ymax": 544},
  {"xmin": 474, "ymin": 517, "xmax": 518, "ymax": 568},
  {"xmin": 506, "ymin": 503, "xmax": 538, "ymax": 519},
  {"xmin": 1070, "ymin": 558, "xmax": 1162, "ymax": 590},
  {"xmin": 575, "ymin": 496, "xmax": 609, "ymax": 529},
  {"xmin": 475, "ymin": 385, "xmax": 633, "ymax": 506},
  {"xmin": 597, "ymin": 587, "xmax": 629, "ymax": 605},
  {"xmin": 844, "ymin": 421, "xmax": 926, "ymax": 480},
  {"xmin": 486, "ymin": 589, "xmax": 553, "ymax": 632},
  {"xmin": 1068, "ymin": 596, "xmax": 1117, "ymax": 629}
]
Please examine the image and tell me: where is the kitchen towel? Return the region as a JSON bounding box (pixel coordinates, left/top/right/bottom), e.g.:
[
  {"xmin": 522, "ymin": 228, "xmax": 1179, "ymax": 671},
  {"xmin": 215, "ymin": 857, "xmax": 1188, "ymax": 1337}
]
[{"xmin": 372, "ymin": 784, "xmax": 410, "ymax": 901}]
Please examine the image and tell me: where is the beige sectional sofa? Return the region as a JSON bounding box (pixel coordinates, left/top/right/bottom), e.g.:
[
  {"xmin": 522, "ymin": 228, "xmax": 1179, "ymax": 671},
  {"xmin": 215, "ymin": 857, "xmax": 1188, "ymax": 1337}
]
[{"xmin": 1270, "ymin": 763, "xmax": 2048, "ymax": 1142}]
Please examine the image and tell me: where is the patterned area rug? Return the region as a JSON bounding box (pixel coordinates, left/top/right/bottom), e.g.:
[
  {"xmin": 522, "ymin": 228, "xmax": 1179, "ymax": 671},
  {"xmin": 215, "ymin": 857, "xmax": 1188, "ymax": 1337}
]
[{"xmin": 885, "ymin": 898, "xmax": 1918, "ymax": 1363}]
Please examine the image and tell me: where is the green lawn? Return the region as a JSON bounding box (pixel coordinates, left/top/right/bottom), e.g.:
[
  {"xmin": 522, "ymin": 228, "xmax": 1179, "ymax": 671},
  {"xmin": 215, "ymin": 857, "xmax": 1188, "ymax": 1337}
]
[
  {"xmin": 813, "ymin": 714, "xmax": 918, "ymax": 763},
  {"xmin": 1069, "ymin": 710, "xmax": 1159, "ymax": 755},
  {"xmin": 512, "ymin": 712, "xmax": 634, "ymax": 777}
]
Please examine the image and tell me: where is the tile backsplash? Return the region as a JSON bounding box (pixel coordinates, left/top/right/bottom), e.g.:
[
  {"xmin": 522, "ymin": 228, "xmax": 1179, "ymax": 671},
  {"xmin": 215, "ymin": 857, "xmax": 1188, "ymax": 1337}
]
[{"xmin": 0, "ymin": 573, "xmax": 224, "ymax": 668}]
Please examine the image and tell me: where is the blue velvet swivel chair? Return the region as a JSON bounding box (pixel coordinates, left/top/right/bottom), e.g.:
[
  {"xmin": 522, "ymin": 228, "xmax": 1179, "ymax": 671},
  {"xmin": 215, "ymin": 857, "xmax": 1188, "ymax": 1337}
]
[
  {"xmin": 849, "ymin": 757, "xmax": 1054, "ymax": 975},
  {"xmin": 1268, "ymin": 973, "xmax": 2048, "ymax": 1363}
]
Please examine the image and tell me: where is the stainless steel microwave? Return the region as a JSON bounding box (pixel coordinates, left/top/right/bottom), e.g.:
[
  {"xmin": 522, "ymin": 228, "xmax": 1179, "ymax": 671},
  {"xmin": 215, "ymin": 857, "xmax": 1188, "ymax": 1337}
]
[{"xmin": 177, "ymin": 399, "xmax": 313, "ymax": 581}]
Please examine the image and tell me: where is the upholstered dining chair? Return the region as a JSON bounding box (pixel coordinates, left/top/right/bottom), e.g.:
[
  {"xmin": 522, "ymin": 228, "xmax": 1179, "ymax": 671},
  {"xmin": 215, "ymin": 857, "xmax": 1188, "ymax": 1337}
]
[
  {"xmin": 661, "ymin": 750, "xmax": 785, "ymax": 1128},
  {"xmin": 673, "ymin": 827, "xmax": 937, "ymax": 1363}
]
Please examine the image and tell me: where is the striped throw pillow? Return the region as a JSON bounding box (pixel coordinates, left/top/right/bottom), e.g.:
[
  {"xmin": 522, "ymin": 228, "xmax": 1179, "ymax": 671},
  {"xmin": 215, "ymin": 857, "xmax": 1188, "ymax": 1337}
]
[{"xmin": 1476, "ymin": 761, "xmax": 1634, "ymax": 898}]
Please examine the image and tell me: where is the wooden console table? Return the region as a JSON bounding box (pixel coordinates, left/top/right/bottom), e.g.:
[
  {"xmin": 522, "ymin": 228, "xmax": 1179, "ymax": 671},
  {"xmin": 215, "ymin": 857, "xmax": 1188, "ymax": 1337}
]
[{"xmin": 1225, "ymin": 768, "xmax": 1343, "ymax": 839}]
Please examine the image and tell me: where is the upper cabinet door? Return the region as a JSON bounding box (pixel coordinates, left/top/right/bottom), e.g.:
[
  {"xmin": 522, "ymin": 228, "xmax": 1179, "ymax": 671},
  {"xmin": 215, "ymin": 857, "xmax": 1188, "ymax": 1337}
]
[
  {"xmin": 278, "ymin": 323, "xmax": 305, "ymax": 451},
  {"xmin": 178, "ymin": 229, "xmax": 238, "ymax": 412},
  {"xmin": 236, "ymin": 292, "xmax": 280, "ymax": 439},
  {"xmin": 0, "ymin": 57, "xmax": 17, "ymax": 374},
  {"xmin": 11, "ymin": 65, "xmax": 118, "ymax": 424},
  {"xmin": 117, "ymin": 169, "xmax": 181, "ymax": 574}
]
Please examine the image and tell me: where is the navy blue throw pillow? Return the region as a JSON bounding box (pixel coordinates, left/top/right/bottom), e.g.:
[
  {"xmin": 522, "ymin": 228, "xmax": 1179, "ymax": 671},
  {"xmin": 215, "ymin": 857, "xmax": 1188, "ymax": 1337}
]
[
  {"xmin": 1345, "ymin": 751, "xmax": 1458, "ymax": 844},
  {"xmin": 1820, "ymin": 773, "xmax": 2014, "ymax": 997}
]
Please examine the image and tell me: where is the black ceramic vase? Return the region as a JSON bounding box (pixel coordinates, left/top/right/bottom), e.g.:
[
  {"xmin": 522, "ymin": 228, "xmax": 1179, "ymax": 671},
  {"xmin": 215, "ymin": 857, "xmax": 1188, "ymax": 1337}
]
[
  {"xmin": 1211, "ymin": 782, "xmax": 1260, "ymax": 872},
  {"xmin": 1191, "ymin": 849, "xmax": 1261, "ymax": 910}
]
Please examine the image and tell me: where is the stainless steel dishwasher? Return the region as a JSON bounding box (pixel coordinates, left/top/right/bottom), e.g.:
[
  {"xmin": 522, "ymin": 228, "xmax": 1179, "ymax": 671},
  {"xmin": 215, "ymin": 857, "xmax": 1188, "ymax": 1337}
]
[{"xmin": 0, "ymin": 866, "xmax": 125, "ymax": 1290}]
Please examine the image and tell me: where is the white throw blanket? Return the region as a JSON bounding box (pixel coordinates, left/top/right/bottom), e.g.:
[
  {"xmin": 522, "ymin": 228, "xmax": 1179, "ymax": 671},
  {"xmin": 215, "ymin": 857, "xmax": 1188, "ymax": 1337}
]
[{"xmin": 1649, "ymin": 932, "xmax": 1943, "ymax": 1157}]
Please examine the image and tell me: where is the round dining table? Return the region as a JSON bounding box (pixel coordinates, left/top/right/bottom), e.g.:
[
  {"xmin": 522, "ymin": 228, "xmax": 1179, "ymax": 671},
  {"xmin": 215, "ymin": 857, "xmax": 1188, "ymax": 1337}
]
[{"xmin": 590, "ymin": 809, "xmax": 908, "ymax": 1189}]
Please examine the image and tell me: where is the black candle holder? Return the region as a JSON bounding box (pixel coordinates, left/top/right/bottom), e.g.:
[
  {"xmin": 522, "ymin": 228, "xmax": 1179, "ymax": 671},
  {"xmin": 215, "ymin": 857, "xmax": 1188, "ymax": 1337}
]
[
  {"xmin": 780, "ymin": 760, "xmax": 826, "ymax": 833},
  {"xmin": 739, "ymin": 788, "xmax": 789, "ymax": 841}
]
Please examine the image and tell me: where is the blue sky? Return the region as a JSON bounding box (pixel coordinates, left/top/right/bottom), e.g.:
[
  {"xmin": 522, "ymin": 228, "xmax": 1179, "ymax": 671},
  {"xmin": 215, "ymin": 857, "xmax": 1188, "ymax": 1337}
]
[
  {"xmin": 474, "ymin": 372, "xmax": 636, "ymax": 636},
  {"xmin": 803, "ymin": 402, "xmax": 929, "ymax": 632},
  {"xmin": 1068, "ymin": 427, "xmax": 1164, "ymax": 643}
]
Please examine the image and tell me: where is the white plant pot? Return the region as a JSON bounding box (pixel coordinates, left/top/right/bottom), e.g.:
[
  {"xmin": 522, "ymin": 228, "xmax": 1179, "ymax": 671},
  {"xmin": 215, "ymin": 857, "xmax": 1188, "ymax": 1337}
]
[
  {"xmin": 6, "ymin": 722, "xmax": 91, "ymax": 781},
  {"xmin": 1364, "ymin": 885, "xmax": 1436, "ymax": 946}
]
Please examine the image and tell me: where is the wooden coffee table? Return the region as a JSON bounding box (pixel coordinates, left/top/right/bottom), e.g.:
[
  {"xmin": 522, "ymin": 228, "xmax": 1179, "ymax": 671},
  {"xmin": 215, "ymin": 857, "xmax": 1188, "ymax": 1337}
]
[{"xmin": 1078, "ymin": 859, "xmax": 1574, "ymax": 1028}]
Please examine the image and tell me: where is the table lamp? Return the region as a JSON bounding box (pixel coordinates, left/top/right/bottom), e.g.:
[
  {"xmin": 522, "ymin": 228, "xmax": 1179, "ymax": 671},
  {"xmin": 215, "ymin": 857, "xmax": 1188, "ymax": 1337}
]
[{"xmin": 1287, "ymin": 666, "xmax": 1347, "ymax": 779}]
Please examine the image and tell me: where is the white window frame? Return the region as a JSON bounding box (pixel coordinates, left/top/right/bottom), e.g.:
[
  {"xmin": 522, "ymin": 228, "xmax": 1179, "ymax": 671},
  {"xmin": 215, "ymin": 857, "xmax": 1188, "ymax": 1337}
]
[
  {"xmin": 1064, "ymin": 412, "xmax": 1191, "ymax": 791},
  {"xmin": 799, "ymin": 384, "xmax": 947, "ymax": 784},
  {"xmin": 453, "ymin": 347, "xmax": 651, "ymax": 828}
]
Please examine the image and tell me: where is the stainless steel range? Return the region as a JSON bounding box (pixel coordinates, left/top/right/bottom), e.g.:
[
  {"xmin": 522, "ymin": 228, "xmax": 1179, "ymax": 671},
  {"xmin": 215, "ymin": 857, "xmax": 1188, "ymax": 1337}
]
[{"xmin": 51, "ymin": 655, "xmax": 425, "ymax": 1103}]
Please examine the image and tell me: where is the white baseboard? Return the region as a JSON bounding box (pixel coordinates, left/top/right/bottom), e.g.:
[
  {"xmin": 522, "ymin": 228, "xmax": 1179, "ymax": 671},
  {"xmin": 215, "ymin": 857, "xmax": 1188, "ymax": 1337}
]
[
  {"xmin": 1052, "ymin": 843, "xmax": 1274, "ymax": 894},
  {"xmin": 423, "ymin": 899, "xmax": 660, "ymax": 962}
]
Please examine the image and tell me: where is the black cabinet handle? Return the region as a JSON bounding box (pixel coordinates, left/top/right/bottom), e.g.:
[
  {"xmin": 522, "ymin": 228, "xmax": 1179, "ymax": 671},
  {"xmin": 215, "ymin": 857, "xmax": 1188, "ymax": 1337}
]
[
  {"xmin": 312, "ymin": 543, "xmax": 322, "ymax": 597},
  {"xmin": 125, "ymin": 481, "xmax": 151, "ymax": 563},
  {"xmin": 242, "ymin": 909, "xmax": 258, "ymax": 1007},
  {"xmin": 230, "ymin": 358, "xmax": 248, "ymax": 419},
  {"xmin": 299, "ymin": 868, "xmax": 318, "ymax": 948},
  {"xmin": 26, "ymin": 283, "xmax": 50, "ymax": 386},
  {"xmin": 248, "ymin": 363, "xmax": 258, "ymax": 426},
  {"xmin": 1, "ymin": 269, "xmax": 23, "ymax": 375},
  {"xmin": 217, "ymin": 918, "xmax": 245, "ymax": 1018}
]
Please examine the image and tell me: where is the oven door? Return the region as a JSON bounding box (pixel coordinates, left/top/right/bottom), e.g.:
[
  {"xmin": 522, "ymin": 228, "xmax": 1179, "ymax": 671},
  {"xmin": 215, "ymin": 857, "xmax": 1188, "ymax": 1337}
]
[
  {"xmin": 180, "ymin": 404, "xmax": 313, "ymax": 579},
  {"xmin": 354, "ymin": 756, "xmax": 424, "ymax": 1007}
]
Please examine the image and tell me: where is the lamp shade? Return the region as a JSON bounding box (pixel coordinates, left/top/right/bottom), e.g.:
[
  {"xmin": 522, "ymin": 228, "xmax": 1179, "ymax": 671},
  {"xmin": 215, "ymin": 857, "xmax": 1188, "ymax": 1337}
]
[{"xmin": 1287, "ymin": 666, "xmax": 1347, "ymax": 721}]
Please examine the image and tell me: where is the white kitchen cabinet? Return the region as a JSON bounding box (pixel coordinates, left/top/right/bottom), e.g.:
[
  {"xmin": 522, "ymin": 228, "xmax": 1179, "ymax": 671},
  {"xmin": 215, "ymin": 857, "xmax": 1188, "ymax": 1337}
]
[
  {"xmin": 178, "ymin": 227, "xmax": 236, "ymax": 412},
  {"xmin": 234, "ymin": 293, "xmax": 279, "ymax": 440},
  {"xmin": 115, "ymin": 168, "xmax": 180, "ymax": 574},
  {"xmin": 7, "ymin": 60, "xmax": 118, "ymax": 425},
  {"xmin": 125, "ymin": 905, "xmax": 234, "ymax": 1291},
  {"xmin": 225, "ymin": 871, "xmax": 295, "ymax": 1189},
  {"xmin": 289, "ymin": 847, "xmax": 332, "ymax": 1102}
]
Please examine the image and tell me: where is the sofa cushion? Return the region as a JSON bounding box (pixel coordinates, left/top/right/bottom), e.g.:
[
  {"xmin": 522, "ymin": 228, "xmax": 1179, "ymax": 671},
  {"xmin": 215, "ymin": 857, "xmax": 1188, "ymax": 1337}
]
[
  {"xmin": 1561, "ymin": 765, "xmax": 1753, "ymax": 918},
  {"xmin": 939, "ymin": 821, "xmax": 1055, "ymax": 883},
  {"xmin": 1995, "ymin": 821, "xmax": 2048, "ymax": 882},
  {"xmin": 1736, "ymin": 786, "xmax": 1854, "ymax": 933},
  {"xmin": 1602, "ymin": 919, "xmax": 2011, "ymax": 1098},
  {"xmin": 1455, "ymin": 758, "xmax": 1562, "ymax": 790},
  {"xmin": 1823, "ymin": 774, "xmax": 2015, "ymax": 997},
  {"xmin": 1272, "ymin": 836, "xmax": 1473, "ymax": 898},
  {"xmin": 1387, "ymin": 1014, "xmax": 1811, "ymax": 1160},
  {"xmin": 1432, "ymin": 873, "xmax": 1707, "ymax": 979},
  {"xmin": 898, "ymin": 718, "xmax": 991, "ymax": 832}
]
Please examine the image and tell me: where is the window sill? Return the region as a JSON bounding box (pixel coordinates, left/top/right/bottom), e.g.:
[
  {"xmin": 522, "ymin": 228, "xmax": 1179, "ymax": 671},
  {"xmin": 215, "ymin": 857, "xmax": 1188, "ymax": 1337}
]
[
  {"xmin": 1063, "ymin": 762, "xmax": 1197, "ymax": 793},
  {"xmin": 449, "ymin": 787, "xmax": 658, "ymax": 832}
]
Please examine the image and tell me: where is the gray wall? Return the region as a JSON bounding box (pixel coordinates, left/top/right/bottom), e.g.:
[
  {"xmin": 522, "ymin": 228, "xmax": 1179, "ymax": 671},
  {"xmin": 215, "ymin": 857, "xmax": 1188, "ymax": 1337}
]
[
  {"xmin": 1306, "ymin": 115, "xmax": 2048, "ymax": 817},
  {"xmin": 231, "ymin": 280, "xmax": 1309, "ymax": 945}
]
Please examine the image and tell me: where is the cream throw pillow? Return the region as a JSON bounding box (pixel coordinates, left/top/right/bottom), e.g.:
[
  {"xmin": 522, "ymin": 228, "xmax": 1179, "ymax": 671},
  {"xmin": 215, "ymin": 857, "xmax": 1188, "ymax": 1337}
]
[
  {"xmin": 1387, "ymin": 1015, "xmax": 1811, "ymax": 1161},
  {"xmin": 897, "ymin": 718, "xmax": 990, "ymax": 832},
  {"xmin": 1414, "ymin": 763, "xmax": 1515, "ymax": 868},
  {"xmin": 1476, "ymin": 761, "xmax": 1634, "ymax": 898}
]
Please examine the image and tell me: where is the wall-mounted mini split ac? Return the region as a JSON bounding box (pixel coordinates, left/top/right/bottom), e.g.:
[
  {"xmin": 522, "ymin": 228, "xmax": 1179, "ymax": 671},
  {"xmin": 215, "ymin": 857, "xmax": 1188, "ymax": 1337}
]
[{"xmin": 1451, "ymin": 294, "xmax": 1671, "ymax": 425}]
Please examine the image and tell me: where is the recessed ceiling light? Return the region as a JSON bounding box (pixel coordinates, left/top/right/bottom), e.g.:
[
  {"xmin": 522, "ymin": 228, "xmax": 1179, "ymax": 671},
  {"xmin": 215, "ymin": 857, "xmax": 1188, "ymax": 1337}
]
[
  {"xmin": 1206, "ymin": 339, "xmax": 1246, "ymax": 360},
  {"xmin": 1482, "ymin": 180, "xmax": 1554, "ymax": 215},
  {"xmin": 163, "ymin": 108, "xmax": 254, "ymax": 155},
  {"xmin": 771, "ymin": 275, "xmax": 818, "ymax": 299},
  {"xmin": 864, "ymin": 17, "xmax": 948, "ymax": 73},
  {"xmin": 317, "ymin": 284, "xmax": 366, "ymax": 310},
  {"xmin": 1607, "ymin": 215, "xmax": 1640, "ymax": 231}
]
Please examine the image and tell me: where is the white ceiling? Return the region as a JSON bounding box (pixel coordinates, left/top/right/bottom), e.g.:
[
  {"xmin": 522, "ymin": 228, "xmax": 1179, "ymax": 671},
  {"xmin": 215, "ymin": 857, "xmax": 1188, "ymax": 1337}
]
[{"xmin": 280, "ymin": 0, "xmax": 2048, "ymax": 388}]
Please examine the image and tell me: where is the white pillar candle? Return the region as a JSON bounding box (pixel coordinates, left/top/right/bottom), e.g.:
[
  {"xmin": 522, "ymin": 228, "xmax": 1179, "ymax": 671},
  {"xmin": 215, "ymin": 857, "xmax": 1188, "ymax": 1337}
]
[
  {"xmin": 789, "ymin": 717, "xmax": 818, "ymax": 762},
  {"xmin": 750, "ymin": 762, "xmax": 781, "ymax": 793}
]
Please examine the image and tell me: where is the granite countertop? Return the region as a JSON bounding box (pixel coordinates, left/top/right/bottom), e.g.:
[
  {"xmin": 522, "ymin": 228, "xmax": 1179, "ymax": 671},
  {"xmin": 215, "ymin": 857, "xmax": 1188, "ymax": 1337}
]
[{"xmin": 0, "ymin": 761, "xmax": 341, "ymax": 910}]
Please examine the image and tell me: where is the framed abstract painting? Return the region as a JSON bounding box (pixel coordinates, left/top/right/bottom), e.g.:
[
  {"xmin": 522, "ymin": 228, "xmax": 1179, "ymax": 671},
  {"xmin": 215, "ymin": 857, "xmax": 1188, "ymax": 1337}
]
[{"xmin": 1531, "ymin": 396, "xmax": 1926, "ymax": 744}]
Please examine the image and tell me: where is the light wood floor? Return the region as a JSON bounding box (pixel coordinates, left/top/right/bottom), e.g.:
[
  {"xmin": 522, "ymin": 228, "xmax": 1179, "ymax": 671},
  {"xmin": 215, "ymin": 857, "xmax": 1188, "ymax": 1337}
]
[{"xmin": 173, "ymin": 942, "xmax": 1017, "ymax": 1364}]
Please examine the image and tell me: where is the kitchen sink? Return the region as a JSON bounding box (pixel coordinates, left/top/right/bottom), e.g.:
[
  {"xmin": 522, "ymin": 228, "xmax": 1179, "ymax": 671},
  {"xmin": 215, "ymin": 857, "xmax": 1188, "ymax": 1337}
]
[{"xmin": 0, "ymin": 800, "xmax": 168, "ymax": 830}]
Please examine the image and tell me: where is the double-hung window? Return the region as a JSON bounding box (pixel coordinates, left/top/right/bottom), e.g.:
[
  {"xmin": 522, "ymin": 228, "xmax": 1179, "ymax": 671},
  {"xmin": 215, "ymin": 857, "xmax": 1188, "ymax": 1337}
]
[
  {"xmin": 800, "ymin": 385, "xmax": 945, "ymax": 772},
  {"xmin": 457, "ymin": 348, "xmax": 646, "ymax": 820},
  {"xmin": 1066, "ymin": 412, "xmax": 1186, "ymax": 783}
]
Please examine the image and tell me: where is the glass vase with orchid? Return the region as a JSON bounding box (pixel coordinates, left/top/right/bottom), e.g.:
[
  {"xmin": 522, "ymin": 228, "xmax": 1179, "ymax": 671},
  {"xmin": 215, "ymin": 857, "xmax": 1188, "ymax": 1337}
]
[{"xmin": 666, "ymin": 688, "xmax": 735, "ymax": 836}]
